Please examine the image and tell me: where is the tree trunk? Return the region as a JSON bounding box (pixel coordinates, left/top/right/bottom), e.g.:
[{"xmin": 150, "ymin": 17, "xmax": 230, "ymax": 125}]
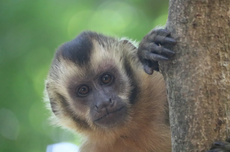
[{"xmin": 160, "ymin": 0, "xmax": 230, "ymax": 152}]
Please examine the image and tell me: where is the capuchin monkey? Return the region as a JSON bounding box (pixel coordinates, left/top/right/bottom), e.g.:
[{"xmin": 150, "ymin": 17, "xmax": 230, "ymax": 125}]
[{"xmin": 44, "ymin": 29, "xmax": 228, "ymax": 152}]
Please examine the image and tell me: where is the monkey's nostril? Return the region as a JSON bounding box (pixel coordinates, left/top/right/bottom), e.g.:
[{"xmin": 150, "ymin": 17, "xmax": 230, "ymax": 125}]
[
  {"xmin": 95, "ymin": 105, "xmax": 98, "ymax": 110},
  {"xmin": 109, "ymin": 98, "xmax": 115, "ymax": 107}
]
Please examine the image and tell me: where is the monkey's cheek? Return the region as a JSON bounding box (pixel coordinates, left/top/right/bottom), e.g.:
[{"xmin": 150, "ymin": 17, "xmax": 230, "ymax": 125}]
[{"xmin": 93, "ymin": 106, "xmax": 127, "ymax": 128}]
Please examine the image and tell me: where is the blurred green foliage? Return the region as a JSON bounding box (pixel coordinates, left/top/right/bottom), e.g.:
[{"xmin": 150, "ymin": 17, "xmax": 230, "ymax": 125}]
[{"xmin": 0, "ymin": 0, "xmax": 168, "ymax": 151}]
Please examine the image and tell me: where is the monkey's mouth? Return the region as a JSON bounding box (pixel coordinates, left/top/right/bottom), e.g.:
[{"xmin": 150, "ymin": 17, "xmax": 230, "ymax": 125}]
[
  {"xmin": 95, "ymin": 106, "xmax": 124, "ymax": 121},
  {"xmin": 94, "ymin": 106, "xmax": 126, "ymax": 127}
]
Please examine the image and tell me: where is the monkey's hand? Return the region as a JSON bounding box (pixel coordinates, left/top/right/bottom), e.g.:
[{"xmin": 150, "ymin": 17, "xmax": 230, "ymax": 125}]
[
  {"xmin": 207, "ymin": 138, "xmax": 230, "ymax": 152},
  {"xmin": 137, "ymin": 28, "xmax": 176, "ymax": 75}
]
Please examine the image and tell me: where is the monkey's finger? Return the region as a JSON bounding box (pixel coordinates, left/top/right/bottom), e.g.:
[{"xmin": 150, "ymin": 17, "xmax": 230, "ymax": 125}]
[
  {"xmin": 148, "ymin": 43, "xmax": 175, "ymax": 57},
  {"xmin": 143, "ymin": 61, "xmax": 154, "ymax": 75},
  {"xmin": 226, "ymin": 137, "xmax": 230, "ymax": 142},
  {"xmin": 145, "ymin": 52, "xmax": 168, "ymax": 61},
  {"xmin": 208, "ymin": 141, "xmax": 230, "ymax": 152},
  {"xmin": 142, "ymin": 60, "xmax": 159, "ymax": 75},
  {"xmin": 213, "ymin": 141, "xmax": 226, "ymax": 147},
  {"xmin": 153, "ymin": 36, "xmax": 177, "ymax": 45},
  {"xmin": 150, "ymin": 29, "xmax": 171, "ymax": 37},
  {"xmin": 214, "ymin": 141, "xmax": 230, "ymax": 150}
]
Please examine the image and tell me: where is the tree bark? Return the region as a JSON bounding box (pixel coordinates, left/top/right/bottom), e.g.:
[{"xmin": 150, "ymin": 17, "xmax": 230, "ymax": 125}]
[{"xmin": 160, "ymin": 0, "xmax": 230, "ymax": 152}]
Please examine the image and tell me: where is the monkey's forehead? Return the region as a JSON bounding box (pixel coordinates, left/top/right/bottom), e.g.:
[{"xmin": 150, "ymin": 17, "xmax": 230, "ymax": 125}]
[
  {"xmin": 62, "ymin": 58, "xmax": 121, "ymax": 80},
  {"xmin": 50, "ymin": 31, "xmax": 126, "ymax": 81}
]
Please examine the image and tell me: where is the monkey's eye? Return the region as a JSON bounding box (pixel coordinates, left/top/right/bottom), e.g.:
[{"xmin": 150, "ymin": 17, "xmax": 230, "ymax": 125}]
[
  {"xmin": 77, "ymin": 85, "xmax": 90, "ymax": 97},
  {"xmin": 100, "ymin": 73, "xmax": 114, "ymax": 85}
]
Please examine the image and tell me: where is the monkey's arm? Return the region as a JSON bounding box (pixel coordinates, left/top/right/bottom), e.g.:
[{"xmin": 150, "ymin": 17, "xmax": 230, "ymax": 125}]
[
  {"xmin": 138, "ymin": 29, "xmax": 230, "ymax": 152},
  {"xmin": 138, "ymin": 29, "xmax": 176, "ymax": 74}
]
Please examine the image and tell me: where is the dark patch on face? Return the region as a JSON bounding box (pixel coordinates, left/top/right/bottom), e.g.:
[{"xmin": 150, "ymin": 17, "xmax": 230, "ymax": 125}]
[
  {"xmin": 58, "ymin": 31, "xmax": 93, "ymax": 66},
  {"xmin": 123, "ymin": 59, "xmax": 139, "ymax": 104},
  {"xmin": 56, "ymin": 31, "xmax": 115, "ymax": 66},
  {"xmin": 87, "ymin": 31, "xmax": 112, "ymax": 48},
  {"xmin": 54, "ymin": 92, "xmax": 90, "ymax": 130}
]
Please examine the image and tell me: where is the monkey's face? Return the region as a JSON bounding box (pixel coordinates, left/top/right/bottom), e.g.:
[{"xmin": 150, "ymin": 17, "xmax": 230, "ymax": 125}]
[
  {"xmin": 67, "ymin": 68, "xmax": 129, "ymax": 128},
  {"xmin": 56, "ymin": 61, "xmax": 131, "ymax": 129},
  {"xmin": 46, "ymin": 31, "xmax": 138, "ymax": 131}
]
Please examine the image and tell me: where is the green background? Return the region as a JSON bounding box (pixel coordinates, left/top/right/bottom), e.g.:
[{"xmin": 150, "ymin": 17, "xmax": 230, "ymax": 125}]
[{"xmin": 0, "ymin": 0, "xmax": 168, "ymax": 151}]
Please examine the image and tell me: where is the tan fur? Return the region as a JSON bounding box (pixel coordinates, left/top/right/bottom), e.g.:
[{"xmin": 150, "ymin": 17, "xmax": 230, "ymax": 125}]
[{"xmin": 45, "ymin": 32, "xmax": 171, "ymax": 152}]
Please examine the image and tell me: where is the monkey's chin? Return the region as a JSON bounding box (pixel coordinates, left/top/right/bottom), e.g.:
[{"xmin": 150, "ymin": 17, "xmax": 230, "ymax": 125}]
[{"xmin": 93, "ymin": 106, "xmax": 127, "ymax": 128}]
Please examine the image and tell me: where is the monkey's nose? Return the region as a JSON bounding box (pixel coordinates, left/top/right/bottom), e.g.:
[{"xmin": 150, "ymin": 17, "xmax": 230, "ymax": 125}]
[{"xmin": 94, "ymin": 98, "xmax": 113, "ymax": 112}]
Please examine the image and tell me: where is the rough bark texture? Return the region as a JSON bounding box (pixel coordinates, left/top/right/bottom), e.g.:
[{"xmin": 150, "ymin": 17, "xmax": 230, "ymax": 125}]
[{"xmin": 160, "ymin": 0, "xmax": 230, "ymax": 152}]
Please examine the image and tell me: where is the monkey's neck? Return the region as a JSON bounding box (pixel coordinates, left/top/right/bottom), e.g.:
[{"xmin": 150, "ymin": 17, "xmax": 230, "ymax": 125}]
[{"xmin": 84, "ymin": 117, "xmax": 171, "ymax": 152}]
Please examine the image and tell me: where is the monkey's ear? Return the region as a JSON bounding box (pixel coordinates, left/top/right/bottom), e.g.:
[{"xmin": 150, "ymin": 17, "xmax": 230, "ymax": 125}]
[
  {"xmin": 119, "ymin": 39, "xmax": 137, "ymax": 50},
  {"xmin": 45, "ymin": 82, "xmax": 60, "ymax": 116}
]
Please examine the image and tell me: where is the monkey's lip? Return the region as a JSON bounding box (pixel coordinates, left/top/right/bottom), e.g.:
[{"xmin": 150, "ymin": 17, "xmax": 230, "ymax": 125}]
[{"xmin": 94, "ymin": 106, "xmax": 125, "ymax": 122}]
